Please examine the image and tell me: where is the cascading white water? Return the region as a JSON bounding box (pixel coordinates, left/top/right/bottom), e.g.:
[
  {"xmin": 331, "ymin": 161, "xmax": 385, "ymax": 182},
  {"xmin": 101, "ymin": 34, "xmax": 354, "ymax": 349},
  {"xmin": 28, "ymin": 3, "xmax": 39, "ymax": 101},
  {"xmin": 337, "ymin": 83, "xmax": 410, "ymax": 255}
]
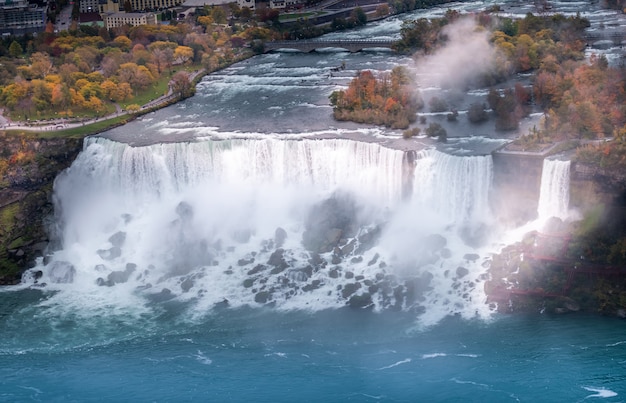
[
  {"xmin": 30, "ymin": 138, "xmax": 500, "ymax": 324},
  {"xmin": 537, "ymin": 158, "xmax": 571, "ymax": 221},
  {"xmin": 73, "ymin": 137, "xmax": 405, "ymax": 204},
  {"xmin": 412, "ymin": 149, "xmax": 493, "ymax": 225}
]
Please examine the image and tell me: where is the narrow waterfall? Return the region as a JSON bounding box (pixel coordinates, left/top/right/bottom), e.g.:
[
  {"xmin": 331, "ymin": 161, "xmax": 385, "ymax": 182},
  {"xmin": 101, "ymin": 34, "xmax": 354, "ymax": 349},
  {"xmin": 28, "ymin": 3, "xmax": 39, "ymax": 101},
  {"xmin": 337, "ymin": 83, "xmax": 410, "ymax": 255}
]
[{"xmin": 537, "ymin": 158, "xmax": 571, "ymax": 221}]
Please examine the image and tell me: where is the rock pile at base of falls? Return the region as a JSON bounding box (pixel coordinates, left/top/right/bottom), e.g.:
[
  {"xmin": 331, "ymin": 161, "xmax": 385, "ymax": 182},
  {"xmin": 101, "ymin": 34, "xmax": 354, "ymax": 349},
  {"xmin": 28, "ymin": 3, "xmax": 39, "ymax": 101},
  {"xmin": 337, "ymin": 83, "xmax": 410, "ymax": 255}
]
[
  {"xmin": 28, "ymin": 193, "xmax": 481, "ymax": 314},
  {"xmin": 302, "ymin": 192, "xmax": 360, "ymax": 254}
]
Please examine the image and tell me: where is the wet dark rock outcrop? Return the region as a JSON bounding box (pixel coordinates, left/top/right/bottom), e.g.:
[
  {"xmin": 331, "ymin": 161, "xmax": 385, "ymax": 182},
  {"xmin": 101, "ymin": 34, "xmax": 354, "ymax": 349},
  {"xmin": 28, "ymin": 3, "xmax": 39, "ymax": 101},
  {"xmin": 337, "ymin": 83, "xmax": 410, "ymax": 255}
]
[
  {"xmin": 48, "ymin": 260, "xmax": 76, "ymax": 284},
  {"xmin": 97, "ymin": 263, "xmax": 137, "ymax": 287},
  {"xmin": 0, "ymin": 134, "xmax": 83, "ymax": 284},
  {"xmin": 302, "ymin": 192, "xmax": 360, "ymax": 254}
]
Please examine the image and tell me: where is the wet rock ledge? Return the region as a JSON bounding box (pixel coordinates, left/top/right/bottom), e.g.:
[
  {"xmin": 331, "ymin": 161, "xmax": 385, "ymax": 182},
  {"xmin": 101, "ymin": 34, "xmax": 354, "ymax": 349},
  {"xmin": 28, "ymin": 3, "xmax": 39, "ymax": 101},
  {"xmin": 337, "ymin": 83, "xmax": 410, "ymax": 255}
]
[{"xmin": 0, "ymin": 133, "xmax": 83, "ymax": 284}]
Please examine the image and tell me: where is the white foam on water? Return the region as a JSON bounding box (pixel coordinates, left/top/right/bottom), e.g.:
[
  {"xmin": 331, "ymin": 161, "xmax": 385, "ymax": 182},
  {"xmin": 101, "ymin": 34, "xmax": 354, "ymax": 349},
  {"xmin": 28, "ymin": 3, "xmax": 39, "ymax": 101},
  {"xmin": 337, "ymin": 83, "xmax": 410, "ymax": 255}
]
[
  {"xmin": 583, "ymin": 386, "xmax": 618, "ymax": 399},
  {"xmin": 194, "ymin": 350, "xmax": 213, "ymax": 365},
  {"xmin": 422, "ymin": 353, "xmax": 447, "ymax": 359},
  {"xmin": 377, "ymin": 358, "xmax": 412, "ymax": 370}
]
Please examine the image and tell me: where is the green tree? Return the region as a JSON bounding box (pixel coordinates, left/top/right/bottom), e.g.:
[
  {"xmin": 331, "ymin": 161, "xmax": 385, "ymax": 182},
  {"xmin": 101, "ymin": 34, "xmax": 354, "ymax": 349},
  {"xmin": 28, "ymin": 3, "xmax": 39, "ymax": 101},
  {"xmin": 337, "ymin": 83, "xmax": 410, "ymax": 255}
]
[
  {"xmin": 426, "ymin": 122, "xmax": 447, "ymax": 142},
  {"xmin": 467, "ymin": 102, "xmax": 488, "ymax": 123},
  {"xmin": 210, "ymin": 6, "xmax": 227, "ymax": 24},
  {"xmin": 9, "ymin": 41, "xmax": 23, "ymax": 58},
  {"xmin": 351, "ymin": 7, "xmax": 367, "ymax": 26}
]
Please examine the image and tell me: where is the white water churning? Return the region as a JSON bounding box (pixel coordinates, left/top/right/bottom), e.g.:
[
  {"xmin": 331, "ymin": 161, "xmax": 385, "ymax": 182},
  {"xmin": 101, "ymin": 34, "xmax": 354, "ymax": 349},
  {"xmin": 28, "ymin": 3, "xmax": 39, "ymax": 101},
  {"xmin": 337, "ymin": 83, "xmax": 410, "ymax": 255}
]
[{"xmin": 31, "ymin": 137, "xmax": 505, "ymax": 324}]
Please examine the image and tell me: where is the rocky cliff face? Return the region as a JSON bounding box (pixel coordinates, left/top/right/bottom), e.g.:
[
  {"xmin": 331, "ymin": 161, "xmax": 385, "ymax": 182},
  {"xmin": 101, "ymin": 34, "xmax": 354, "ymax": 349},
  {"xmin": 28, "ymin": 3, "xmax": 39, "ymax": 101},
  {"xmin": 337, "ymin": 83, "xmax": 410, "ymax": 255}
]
[
  {"xmin": 0, "ymin": 133, "xmax": 83, "ymax": 284},
  {"xmin": 571, "ymin": 161, "xmax": 626, "ymax": 212},
  {"xmin": 486, "ymin": 159, "xmax": 626, "ymax": 317}
]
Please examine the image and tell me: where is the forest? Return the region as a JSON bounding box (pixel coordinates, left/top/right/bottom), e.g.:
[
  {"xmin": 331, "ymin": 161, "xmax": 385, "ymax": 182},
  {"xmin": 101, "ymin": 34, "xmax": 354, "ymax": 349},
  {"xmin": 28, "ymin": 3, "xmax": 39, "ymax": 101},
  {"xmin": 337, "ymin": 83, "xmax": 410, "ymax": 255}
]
[{"xmin": 0, "ymin": 12, "xmax": 269, "ymax": 121}]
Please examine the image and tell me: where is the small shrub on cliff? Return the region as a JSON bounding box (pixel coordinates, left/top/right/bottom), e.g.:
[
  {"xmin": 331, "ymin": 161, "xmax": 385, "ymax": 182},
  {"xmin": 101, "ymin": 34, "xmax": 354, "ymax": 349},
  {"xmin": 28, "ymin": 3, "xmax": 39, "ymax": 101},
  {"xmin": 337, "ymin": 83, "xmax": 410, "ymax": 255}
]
[
  {"xmin": 446, "ymin": 110, "xmax": 458, "ymax": 122},
  {"xmin": 429, "ymin": 96, "xmax": 448, "ymax": 113}
]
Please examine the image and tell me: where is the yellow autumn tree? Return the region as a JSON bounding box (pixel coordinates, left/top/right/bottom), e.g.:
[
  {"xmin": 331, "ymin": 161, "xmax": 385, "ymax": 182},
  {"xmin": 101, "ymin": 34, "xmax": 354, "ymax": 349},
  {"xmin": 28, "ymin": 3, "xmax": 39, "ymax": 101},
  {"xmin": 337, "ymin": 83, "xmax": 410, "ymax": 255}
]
[{"xmin": 173, "ymin": 46, "xmax": 194, "ymax": 64}]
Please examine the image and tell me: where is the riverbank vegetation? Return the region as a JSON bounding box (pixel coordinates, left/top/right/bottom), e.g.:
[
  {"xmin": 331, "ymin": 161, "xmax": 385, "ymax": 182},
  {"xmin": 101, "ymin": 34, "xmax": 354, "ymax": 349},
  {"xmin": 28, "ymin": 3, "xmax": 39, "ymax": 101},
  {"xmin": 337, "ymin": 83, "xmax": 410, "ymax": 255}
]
[
  {"xmin": 0, "ymin": 0, "xmax": 461, "ymax": 126},
  {"xmin": 395, "ymin": 10, "xmax": 604, "ymax": 135}
]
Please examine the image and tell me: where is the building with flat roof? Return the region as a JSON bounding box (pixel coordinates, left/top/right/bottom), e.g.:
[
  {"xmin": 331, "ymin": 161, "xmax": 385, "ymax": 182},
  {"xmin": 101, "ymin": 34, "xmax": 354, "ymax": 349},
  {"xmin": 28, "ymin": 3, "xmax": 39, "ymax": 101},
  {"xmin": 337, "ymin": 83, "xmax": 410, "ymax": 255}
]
[
  {"xmin": 99, "ymin": 0, "xmax": 183, "ymax": 13},
  {"xmin": 80, "ymin": 0, "xmax": 101, "ymax": 13},
  {"xmin": 238, "ymin": 0, "xmax": 253, "ymax": 9},
  {"xmin": 0, "ymin": 0, "xmax": 46, "ymax": 35},
  {"xmin": 103, "ymin": 11, "xmax": 157, "ymax": 28}
]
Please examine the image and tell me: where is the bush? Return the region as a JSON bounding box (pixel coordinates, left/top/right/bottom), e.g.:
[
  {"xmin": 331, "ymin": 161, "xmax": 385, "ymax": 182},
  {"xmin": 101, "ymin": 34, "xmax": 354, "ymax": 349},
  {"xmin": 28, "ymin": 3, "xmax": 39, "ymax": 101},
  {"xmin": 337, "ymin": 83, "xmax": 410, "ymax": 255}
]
[
  {"xmin": 403, "ymin": 127, "xmax": 421, "ymax": 139},
  {"xmin": 429, "ymin": 96, "xmax": 448, "ymax": 112},
  {"xmin": 447, "ymin": 110, "xmax": 458, "ymax": 122},
  {"xmin": 426, "ymin": 122, "xmax": 447, "ymax": 142},
  {"xmin": 467, "ymin": 102, "xmax": 488, "ymax": 123}
]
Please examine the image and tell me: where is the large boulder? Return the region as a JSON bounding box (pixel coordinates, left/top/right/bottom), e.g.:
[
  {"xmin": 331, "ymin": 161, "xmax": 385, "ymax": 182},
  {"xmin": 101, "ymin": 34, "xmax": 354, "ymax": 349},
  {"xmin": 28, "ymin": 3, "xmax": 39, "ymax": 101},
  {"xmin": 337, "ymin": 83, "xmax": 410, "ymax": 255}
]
[
  {"xmin": 302, "ymin": 192, "xmax": 359, "ymax": 253},
  {"xmin": 108, "ymin": 231, "xmax": 126, "ymax": 248},
  {"xmin": 268, "ymin": 249, "xmax": 289, "ymax": 274},
  {"xmin": 48, "ymin": 261, "xmax": 76, "ymax": 283},
  {"xmin": 97, "ymin": 263, "xmax": 136, "ymax": 286},
  {"xmin": 274, "ymin": 227, "xmax": 287, "ymax": 248}
]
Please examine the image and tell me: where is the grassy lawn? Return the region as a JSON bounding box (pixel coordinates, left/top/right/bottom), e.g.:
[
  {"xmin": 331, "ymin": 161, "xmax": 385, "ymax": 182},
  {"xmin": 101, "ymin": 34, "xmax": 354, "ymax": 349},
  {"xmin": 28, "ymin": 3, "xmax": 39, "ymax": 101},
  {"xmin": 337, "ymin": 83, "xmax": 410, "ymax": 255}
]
[
  {"xmin": 3, "ymin": 63, "xmax": 211, "ymax": 133},
  {"xmin": 9, "ymin": 103, "xmax": 118, "ymax": 122},
  {"xmin": 119, "ymin": 64, "xmax": 203, "ymax": 109},
  {"xmin": 120, "ymin": 78, "xmax": 169, "ymax": 109},
  {"xmin": 6, "ymin": 65, "xmax": 204, "ymax": 122}
]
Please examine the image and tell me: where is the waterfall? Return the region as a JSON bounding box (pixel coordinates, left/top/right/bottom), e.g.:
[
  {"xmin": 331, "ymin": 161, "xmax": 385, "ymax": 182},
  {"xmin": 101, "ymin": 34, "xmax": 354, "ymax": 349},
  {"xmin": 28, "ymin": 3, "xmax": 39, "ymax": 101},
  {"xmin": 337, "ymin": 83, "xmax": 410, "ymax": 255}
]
[
  {"xmin": 31, "ymin": 138, "xmax": 499, "ymax": 323},
  {"xmin": 537, "ymin": 158, "xmax": 571, "ymax": 221},
  {"xmin": 75, "ymin": 137, "xmax": 406, "ymax": 206},
  {"xmin": 47, "ymin": 137, "xmax": 408, "ymax": 288},
  {"xmin": 411, "ymin": 149, "xmax": 493, "ymax": 225}
]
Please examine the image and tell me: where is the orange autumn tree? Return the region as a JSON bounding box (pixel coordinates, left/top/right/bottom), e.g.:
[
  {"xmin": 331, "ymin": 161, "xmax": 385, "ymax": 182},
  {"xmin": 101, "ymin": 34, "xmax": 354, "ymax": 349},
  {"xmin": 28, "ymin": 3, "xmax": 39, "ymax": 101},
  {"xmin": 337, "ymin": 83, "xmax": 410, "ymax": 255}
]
[{"xmin": 329, "ymin": 66, "xmax": 422, "ymax": 129}]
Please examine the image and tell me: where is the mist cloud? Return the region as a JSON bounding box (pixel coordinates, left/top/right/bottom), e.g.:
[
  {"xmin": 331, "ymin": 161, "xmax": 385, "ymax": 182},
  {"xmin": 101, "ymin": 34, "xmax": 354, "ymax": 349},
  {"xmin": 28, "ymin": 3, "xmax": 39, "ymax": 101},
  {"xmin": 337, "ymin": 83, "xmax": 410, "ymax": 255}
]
[{"xmin": 414, "ymin": 17, "xmax": 497, "ymax": 89}]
